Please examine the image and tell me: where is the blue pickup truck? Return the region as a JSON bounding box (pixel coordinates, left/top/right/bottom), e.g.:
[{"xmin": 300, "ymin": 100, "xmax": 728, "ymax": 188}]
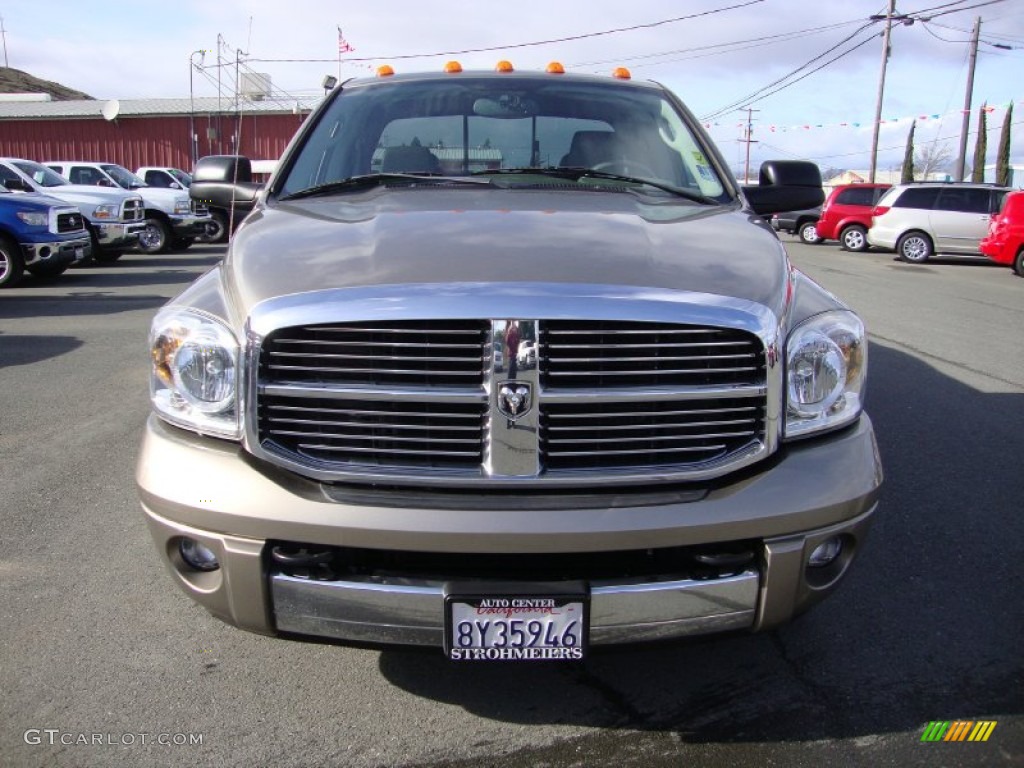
[{"xmin": 0, "ymin": 185, "xmax": 90, "ymax": 287}]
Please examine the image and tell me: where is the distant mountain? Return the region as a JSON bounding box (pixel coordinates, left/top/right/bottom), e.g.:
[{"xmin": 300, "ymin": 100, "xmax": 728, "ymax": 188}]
[{"xmin": 0, "ymin": 67, "xmax": 93, "ymax": 100}]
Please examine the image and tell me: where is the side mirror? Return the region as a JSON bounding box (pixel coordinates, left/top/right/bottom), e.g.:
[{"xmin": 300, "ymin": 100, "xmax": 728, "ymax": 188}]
[{"xmin": 742, "ymin": 161, "xmax": 824, "ymax": 216}]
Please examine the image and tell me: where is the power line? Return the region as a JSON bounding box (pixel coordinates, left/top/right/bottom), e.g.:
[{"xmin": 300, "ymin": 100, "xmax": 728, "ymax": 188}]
[
  {"xmin": 570, "ymin": 19, "xmax": 863, "ymax": 69},
  {"xmin": 227, "ymin": 1, "xmax": 766, "ymax": 66},
  {"xmin": 702, "ymin": 22, "xmax": 880, "ymax": 120}
]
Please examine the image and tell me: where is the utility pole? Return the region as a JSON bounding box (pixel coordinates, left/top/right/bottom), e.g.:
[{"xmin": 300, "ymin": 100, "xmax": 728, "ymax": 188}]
[
  {"xmin": 1, "ymin": 16, "xmax": 9, "ymax": 68},
  {"xmin": 869, "ymin": 0, "xmax": 896, "ymax": 183},
  {"xmin": 954, "ymin": 17, "xmax": 981, "ymax": 181},
  {"xmin": 868, "ymin": 3, "xmax": 914, "ymax": 182},
  {"xmin": 741, "ymin": 106, "xmax": 759, "ymax": 184}
]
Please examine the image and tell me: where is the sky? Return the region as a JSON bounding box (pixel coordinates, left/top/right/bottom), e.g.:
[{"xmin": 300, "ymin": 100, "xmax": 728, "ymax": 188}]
[{"xmin": 2, "ymin": 0, "xmax": 1022, "ymax": 178}]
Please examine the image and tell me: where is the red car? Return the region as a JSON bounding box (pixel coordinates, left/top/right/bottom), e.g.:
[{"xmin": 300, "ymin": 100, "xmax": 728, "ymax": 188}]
[
  {"xmin": 816, "ymin": 183, "xmax": 891, "ymax": 251},
  {"xmin": 980, "ymin": 190, "xmax": 1024, "ymax": 277}
]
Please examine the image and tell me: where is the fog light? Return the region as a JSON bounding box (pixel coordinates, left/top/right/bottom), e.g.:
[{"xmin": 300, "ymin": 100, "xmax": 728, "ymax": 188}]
[
  {"xmin": 179, "ymin": 538, "xmax": 220, "ymax": 571},
  {"xmin": 808, "ymin": 537, "xmax": 843, "ymax": 568}
]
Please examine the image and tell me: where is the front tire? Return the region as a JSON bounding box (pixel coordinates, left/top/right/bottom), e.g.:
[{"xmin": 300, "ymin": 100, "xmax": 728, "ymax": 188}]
[
  {"xmin": 798, "ymin": 221, "xmax": 821, "ymax": 245},
  {"xmin": 1014, "ymin": 248, "xmax": 1024, "ymax": 277},
  {"xmin": 839, "ymin": 224, "xmax": 869, "ymax": 252},
  {"xmin": 0, "ymin": 235, "xmax": 25, "ymax": 288},
  {"xmin": 897, "ymin": 231, "xmax": 933, "ymax": 263},
  {"xmin": 138, "ymin": 217, "xmax": 171, "ymax": 254},
  {"xmin": 197, "ymin": 211, "xmax": 228, "ymax": 244}
]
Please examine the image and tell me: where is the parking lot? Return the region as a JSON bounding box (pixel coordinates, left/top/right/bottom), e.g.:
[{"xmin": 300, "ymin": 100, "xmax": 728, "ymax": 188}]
[{"xmin": 1, "ymin": 240, "xmax": 1021, "ymax": 767}]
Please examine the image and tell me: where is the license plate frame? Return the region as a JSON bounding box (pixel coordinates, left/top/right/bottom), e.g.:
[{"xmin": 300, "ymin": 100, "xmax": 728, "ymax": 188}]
[{"xmin": 443, "ymin": 581, "xmax": 589, "ymax": 661}]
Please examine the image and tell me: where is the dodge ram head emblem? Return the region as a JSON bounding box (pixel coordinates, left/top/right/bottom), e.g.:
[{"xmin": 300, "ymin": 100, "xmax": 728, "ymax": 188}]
[{"xmin": 497, "ymin": 383, "xmax": 532, "ymax": 421}]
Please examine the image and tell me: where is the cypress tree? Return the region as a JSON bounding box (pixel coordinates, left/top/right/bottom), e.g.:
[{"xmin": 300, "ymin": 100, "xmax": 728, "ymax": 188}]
[
  {"xmin": 996, "ymin": 103, "xmax": 1013, "ymax": 187},
  {"xmin": 971, "ymin": 104, "xmax": 988, "ymax": 183},
  {"xmin": 901, "ymin": 121, "xmax": 916, "ymax": 183}
]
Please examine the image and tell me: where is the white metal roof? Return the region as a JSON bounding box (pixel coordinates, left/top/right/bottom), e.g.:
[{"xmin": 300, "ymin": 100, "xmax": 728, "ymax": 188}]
[{"xmin": 0, "ymin": 95, "xmax": 324, "ymax": 120}]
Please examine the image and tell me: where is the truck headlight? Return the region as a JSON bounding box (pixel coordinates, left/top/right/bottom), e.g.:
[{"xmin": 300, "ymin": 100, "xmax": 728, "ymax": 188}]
[
  {"xmin": 16, "ymin": 211, "xmax": 47, "ymax": 227},
  {"xmin": 150, "ymin": 307, "xmax": 240, "ymax": 439},
  {"xmin": 92, "ymin": 204, "xmax": 118, "ymax": 220},
  {"xmin": 785, "ymin": 311, "xmax": 866, "ymax": 439},
  {"xmin": 174, "ymin": 199, "xmax": 191, "ymax": 215}
]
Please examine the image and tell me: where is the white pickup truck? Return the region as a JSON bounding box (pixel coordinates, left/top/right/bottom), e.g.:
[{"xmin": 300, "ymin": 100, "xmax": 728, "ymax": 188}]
[
  {"xmin": 46, "ymin": 162, "xmax": 209, "ymax": 254},
  {"xmin": 0, "ymin": 158, "xmax": 144, "ymax": 262}
]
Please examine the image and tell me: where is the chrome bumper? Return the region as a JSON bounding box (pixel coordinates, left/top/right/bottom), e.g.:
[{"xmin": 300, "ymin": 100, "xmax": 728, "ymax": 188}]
[
  {"xmin": 22, "ymin": 235, "xmax": 91, "ymax": 266},
  {"xmin": 169, "ymin": 214, "xmax": 212, "ymax": 237},
  {"xmin": 270, "ymin": 569, "xmax": 760, "ymax": 646},
  {"xmin": 95, "ymin": 221, "xmax": 146, "ymax": 247}
]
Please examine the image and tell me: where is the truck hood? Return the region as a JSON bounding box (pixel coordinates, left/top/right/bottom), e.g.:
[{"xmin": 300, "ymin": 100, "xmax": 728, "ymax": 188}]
[
  {"xmin": 132, "ymin": 186, "xmax": 190, "ymax": 209},
  {"xmin": 0, "ymin": 190, "xmax": 74, "ymax": 211},
  {"xmin": 32, "ymin": 183, "xmax": 135, "ymax": 207},
  {"xmin": 225, "ymin": 188, "xmax": 792, "ymax": 318}
]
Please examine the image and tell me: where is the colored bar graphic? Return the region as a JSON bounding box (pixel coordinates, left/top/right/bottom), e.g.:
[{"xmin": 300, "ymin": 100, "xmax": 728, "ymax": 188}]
[
  {"xmin": 945, "ymin": 721, "xmax": 973, "ymax": 741},
  {"xmin": 969, "ymin": 722, "xmax": 997, "ymax": 742},
  {"xmin": 922, "ymin": 720, "xmax": 997, "ymax": 742},
  {"xmin": 922, "ymin": 722, "xmax": 950, "ymax": 742}
]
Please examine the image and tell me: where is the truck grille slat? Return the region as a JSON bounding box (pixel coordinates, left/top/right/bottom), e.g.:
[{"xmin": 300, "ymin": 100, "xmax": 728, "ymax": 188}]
[
  {"xmin": 259, "ymin": 393, "xmax": 485, "ymax": 469},
  {"xmin": 261, "ymin": 320, "xmax": 489, "ymax": 388},
  {"xmin": 541, "ymin": 395, "xmax": 764, "ymax": 471},
  {"xmin": 541, "ymin": 320, "xmax": 764, "ymax": 389}
]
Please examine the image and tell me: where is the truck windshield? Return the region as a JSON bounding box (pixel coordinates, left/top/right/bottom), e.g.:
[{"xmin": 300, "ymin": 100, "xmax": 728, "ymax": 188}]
[
  {"xmin": 12, "ymin": 160, "xmax": 69, "ymax": 187},
  {"xmin": 279, "ymin": 75, "xmax": 729, "ymax": 203},
  {"xmin": 102, "ymin": 164, "xmax": 147, "ymax": 189}
]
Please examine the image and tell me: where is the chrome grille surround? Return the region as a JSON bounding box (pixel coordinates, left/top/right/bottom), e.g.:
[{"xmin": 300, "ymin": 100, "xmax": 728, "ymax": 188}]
[
  {"xmin": 122, "ymin": 197, "xmax": 145, "ymax": 221},
  {"xmin": 244, "ymin": 282, "xmax": 784, "ymax": 488},
  {"xmin": 55, "ymin": 208, "xmax": 85, "ymax": 234}
]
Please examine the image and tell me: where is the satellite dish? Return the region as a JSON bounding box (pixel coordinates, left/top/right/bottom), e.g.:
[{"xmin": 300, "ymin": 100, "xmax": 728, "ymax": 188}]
[{"xmin": 101, "ymin": 100, "xmax": 120, "ymax": 121}]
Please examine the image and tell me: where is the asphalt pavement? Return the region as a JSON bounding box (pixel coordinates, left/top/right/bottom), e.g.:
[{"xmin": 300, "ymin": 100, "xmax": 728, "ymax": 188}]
[{"xmin": 1, "ymin": 240, "xmax": 1021, "ymax": 767}]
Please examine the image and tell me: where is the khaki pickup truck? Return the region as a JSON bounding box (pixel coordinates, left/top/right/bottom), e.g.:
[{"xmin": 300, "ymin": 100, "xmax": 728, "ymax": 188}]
[{"xmin": 138, "ymin": 65, "xmax": 881, "ymax": 661}]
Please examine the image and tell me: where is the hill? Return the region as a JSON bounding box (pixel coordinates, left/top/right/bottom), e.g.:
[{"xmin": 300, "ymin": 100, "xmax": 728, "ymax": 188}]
[{"xmin": 0, "ymin": 66, "xmax": 93, "ymax": 100}]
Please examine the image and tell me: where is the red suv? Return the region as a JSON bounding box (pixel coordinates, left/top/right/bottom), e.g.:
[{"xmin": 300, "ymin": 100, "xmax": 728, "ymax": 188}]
[
  {"xmin": 816, "ymin": 183, "xmax": 891, "ymax": 251},
  {"xmin": 980, "ymin": 190, "xmax": 1024, "ymax": 276}
]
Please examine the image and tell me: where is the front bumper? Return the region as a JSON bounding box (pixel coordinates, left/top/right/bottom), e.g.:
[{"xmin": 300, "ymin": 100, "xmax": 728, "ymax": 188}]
[
  {"xmin": 21, "ymin": 235, "xmax": 91, "ymax": 266},
  {"xmin": 137, "ymin": 414, "xmax": 882, "ymax": 647},
  {"xmin": 95, "ymin": 221, "xmax": 146, "ymax": 248},
  {"xmin": 168, "ymin": 213, "xmax": 212, "ymax": 238}
]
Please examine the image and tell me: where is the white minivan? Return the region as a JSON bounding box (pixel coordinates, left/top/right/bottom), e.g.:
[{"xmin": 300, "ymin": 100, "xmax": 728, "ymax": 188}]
[{"xmin": 868, "ymin": 182, "xmax": 1011, "ymax": 263}]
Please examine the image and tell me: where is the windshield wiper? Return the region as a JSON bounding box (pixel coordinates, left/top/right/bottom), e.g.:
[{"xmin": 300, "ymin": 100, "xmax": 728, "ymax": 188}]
[
  {"xmin": 472, "ymin": 167, "xmax": 720, "ymax": 204},
  {"xmin": 280, "ymin": 173, "xmax": 489, "ymax": 201}
]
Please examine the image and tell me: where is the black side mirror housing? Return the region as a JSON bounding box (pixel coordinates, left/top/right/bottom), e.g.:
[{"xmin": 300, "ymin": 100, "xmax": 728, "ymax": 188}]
[{"xmin": 742, "ymin": 161, "xmax": 824, "ymax": 216}]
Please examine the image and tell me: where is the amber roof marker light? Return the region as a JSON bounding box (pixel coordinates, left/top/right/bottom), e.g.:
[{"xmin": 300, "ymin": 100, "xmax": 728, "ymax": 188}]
[
  {"xmin": 546, "ymin": 62, "xmax": 565, "ymax": 74},
  {"xmin": 495, "ymin": 60, "xmax": 514, "ymax": 73},
  {"xmin": 377, "ymin": 65, "xmax": 395, "ymax": 77},
  {"xmin": 612, "ymin": 67, "xmax": 632, "ymax": 80},
  {"xmin": 444, "ymin": 61, "xmax": 463, "ymax": 73}
]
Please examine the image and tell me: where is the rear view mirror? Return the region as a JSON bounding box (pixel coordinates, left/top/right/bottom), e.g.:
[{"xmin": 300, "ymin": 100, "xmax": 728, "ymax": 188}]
[
  {"xmin": 742, "ymin": 161, "xmax": 824, "ymax": 216},
  {"xmin": 473, "ymin": 95, "xmax": 539, "ymax": 119}
]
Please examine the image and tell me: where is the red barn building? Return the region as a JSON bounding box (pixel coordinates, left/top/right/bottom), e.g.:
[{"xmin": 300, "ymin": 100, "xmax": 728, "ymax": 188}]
[{"xmin": 0, "ymin": 95, "xmax": 320, "ymax": 171}]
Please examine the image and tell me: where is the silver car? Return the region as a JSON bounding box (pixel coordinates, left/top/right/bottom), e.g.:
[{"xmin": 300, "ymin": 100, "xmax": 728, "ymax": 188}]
[{"xmin": 137, "ymin": 66, "xmax": 881, "ymax": 660}]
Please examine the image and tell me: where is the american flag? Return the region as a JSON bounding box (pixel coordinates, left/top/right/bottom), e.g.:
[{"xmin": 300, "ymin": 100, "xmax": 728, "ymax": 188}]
[{"xmin": 337, "ymin": 27, "xmax": 354, "ymax": 55}]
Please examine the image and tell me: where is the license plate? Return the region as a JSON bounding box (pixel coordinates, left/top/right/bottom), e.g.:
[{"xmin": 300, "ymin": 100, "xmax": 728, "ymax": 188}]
[{"xmin": 444, "ymin": 583, "xmax": 588, "ymax": 661}]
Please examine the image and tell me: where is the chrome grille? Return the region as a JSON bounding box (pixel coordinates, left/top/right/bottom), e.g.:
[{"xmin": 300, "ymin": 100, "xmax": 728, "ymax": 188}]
[
  {"xmin": 542, "ymin": 397, "xmax": 764, "ymax": 470},
  {"xmin": 259, "ymin": 396, "xmax": 486, "ymax": 469},
  {"xmin": 261, "ymin": 321, "xmax": 489, "ymax": 387},
  {"xmin": 253, "ymin": 314, "xmax": 770, "ymax": 485},
  {"xmin": 541, "ymin": 320, "xmax": 763, "ymax": 388},
  {"xmin": 56, "ymin": 212, "xmax": 84, "ymax": 233},
  {"xmin": 122, "ymin": 198, "xmax": 144, "ymax": 221}
]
